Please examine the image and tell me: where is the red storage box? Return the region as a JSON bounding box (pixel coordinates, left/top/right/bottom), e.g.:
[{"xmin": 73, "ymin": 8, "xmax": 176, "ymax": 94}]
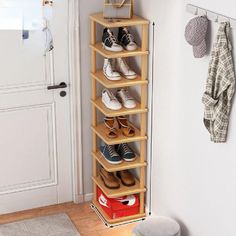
[{"xmin": 97, "ymin": 187, "xmax": 139, "ymax": 219}]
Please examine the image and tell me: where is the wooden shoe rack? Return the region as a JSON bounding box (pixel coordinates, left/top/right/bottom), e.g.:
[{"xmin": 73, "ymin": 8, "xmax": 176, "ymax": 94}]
[{"xmin": 90, "ymin": 12, "xmax": 149, "ymax": 226}]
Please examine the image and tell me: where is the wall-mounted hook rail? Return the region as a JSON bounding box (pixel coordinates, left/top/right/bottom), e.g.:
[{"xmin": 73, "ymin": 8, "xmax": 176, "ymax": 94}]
[{"xmin": 186, "ymin": 4, "xmax": 236, "ymax": 28}]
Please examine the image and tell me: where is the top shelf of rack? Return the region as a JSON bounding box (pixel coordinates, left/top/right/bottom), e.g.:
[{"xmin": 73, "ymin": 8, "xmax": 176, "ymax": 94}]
[{"xmin": 90, "ymin": 12, "xmax": 149, "ymax": 28}]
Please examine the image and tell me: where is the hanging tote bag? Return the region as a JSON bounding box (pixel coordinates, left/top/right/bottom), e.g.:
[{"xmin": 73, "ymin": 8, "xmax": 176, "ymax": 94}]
[{"xmin": 103, "ymin": 0, "xmax": 133, "ymax": 19}]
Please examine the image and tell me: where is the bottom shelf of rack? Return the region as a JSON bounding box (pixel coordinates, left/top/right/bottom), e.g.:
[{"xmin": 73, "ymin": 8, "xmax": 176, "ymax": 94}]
[{"xmin": 91, "ymin": 200, "xmax": 146, "ymax": 225}]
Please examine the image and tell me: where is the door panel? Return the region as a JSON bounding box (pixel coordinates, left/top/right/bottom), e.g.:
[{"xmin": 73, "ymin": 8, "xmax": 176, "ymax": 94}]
[
  {"xmin": 0, "ymin": 103, "xmax": 57, "ymax": 194},
  {"xmin": 0, "ymin": 30, "xmax": 51, "ymax": 89},
  {"xmin": 0, "ymin": 0, "xmax": 73, "ymax": 214}
]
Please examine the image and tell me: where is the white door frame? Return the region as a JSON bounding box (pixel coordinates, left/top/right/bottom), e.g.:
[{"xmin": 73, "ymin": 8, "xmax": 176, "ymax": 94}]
[{"xmin": 68, "ymin": 0, "xmax": 84, "ymax": 203}]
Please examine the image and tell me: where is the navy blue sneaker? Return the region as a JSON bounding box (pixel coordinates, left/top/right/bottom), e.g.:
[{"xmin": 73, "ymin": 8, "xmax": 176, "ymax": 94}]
[
  {"xmin": 100, "ymin": 144, "xmax": 123, "ymax": 165},
  {"xmin": 116, "ymin": 143, "xmax": 136, "ymax": 162}
]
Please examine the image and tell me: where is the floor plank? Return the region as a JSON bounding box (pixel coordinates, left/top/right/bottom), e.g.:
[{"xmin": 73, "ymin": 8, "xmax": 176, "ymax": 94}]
[{"xmin": 0, "ymin": 202, "xmax": 137, "ymax": 236}]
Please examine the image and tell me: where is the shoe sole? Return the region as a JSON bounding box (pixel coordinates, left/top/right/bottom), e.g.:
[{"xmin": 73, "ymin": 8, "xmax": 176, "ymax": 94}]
[
  {"xmin": 120, "ymin": 73, "xmax": 137, "ymax": 80},
  {"xmin": 123, "ymin": 103, "xmax": 137, "ymax": 109},
  {"xmin": 102, "ymin": 99, "xmax": 122, "ymax": 110},
  {"xmin": 103, "ymin": 72, "xmax": 121, "ymax": 81},
  {"xmin": 124, "ymin": 45, "xmax": 138, "ymax": 51},
  {"xmin": 123, "ymin": 157, "xmax": 136, "ymax": 162},
  {"xmin": 100, "ymin": 152, "xmax": 123, "ymax": 165},
  {"xmin": 102, "ymin": 43, "xmax": 123, "ymax": 52},
  {"xmin": 100, "ymin": 175, "xmax": 120, "ymax": 189}
]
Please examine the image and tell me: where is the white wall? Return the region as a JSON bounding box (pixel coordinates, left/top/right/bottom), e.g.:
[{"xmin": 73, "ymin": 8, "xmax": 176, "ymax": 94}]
[
  {"xmin": 79, "ymin": 0, "xmax": 103, "ymax": 195},
  {"xmin": 79, "ymin": 1, "xmax": 236, "ymax": 235},
  {"xmin": 135, "ymin": 1, "xmax": 236, "ymax": 236}
]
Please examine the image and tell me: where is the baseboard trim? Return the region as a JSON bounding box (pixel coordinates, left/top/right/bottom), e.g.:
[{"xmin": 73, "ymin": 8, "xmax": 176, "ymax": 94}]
[
  {"xmin": 73, "ymin": 194, "xmax": 84, "ymax": 204},
  {"xmin": 84, "ymin": 193, "xmax": 93, "ymax": 202}
]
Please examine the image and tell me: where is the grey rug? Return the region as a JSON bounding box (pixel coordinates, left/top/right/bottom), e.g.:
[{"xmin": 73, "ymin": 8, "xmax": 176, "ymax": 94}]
[{"xmin": 0, "ymin": 213, "xmax": 80, "ymax": 236}]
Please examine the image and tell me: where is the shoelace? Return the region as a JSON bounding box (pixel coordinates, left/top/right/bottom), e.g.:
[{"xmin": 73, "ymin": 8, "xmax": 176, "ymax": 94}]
[
  {"xmin": 120, "ymin": 59, "xmax": 130, "ymax": 72},
  {"xmin": 105, "ymin": 31, "xmax": 117, "ymax": 45},
  {"xmin": 121, "ymin": 32, "xmax": 134, "ymax": 44},
  {"xmin": 106, "ymin": 59, "xmax": 115, "ymax": 74},
  {"xmin": 107, "ymin": 145, "xmax": 117, "ymax": 158},
  {"xmin": 120, "ymin": 143, "xmax": 130, "ymax": 154},
  {"xmin": 106, "ymin": 89, "xmax": 118, "ymax": 101},
  {"xmin": 123, "ymin": 89, "xmax": 133, "ymax": 101}
]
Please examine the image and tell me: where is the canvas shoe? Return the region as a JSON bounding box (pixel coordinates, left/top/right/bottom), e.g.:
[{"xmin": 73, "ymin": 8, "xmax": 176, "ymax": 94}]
[
  {"xmin": 116, "ymin": 88, "xmax": 136, "ymax": 109},
  {"xmin": 103, "ymin": 58, "xmax": 121, "ymax": 81},
  {"xmin": 115, "ymin": 58, "xmax": 137, "ymax": 80},
  {"xmin": 102, "ymin": 89, "xmax": 122, "ymax": 110},
  {"xmin": 118, "ymin": 27, "xmax": 137, "ymax": 51},
  {"xmin": 102, "ymin": 28, "xmax": 123, "ymax": 52},
  {"xmin": 116, "ymin": 143, "xmax": 136, "ymax": 162},
  {"xmin": 100, "ymin": 144, "xmax": 123, "ymax": 165}
]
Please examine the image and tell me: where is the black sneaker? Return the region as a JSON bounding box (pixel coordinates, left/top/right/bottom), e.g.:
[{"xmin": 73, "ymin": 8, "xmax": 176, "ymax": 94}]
[
  {"xmin": 116, "ymin": 143, "xmax": 136, "ymax": 162},
  {"xmin": 118, "ymin": 27, "xmax": 137, "ymax": 51},
  {"xmin": 102, "ymin": 28, "xmax": 123, "ymax": 52},
  {"xmin": 100, "ymin": 144, "xmax": 123, "ymax": 165}
]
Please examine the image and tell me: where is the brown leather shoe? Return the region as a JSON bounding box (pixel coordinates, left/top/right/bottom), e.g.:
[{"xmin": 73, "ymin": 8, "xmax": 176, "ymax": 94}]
[
  {"xmin": 117, "ymin": 170, "xmax": 135, "ymax": 187},
  {"xmin": 100, "ymin": 168, "xmax": 120, "ymax": 189}
]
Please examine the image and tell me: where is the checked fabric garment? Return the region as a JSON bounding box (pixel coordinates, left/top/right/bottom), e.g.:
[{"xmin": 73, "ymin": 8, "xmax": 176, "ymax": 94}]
[{"xmin": 202, "ymin": 22, "xmax": 235, "ymax": 143}]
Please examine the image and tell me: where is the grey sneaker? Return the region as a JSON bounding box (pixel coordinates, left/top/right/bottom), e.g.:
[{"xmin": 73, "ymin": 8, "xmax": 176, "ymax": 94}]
[
  {"xmin": 100, "ymin": 144, "xmax": 123, "ymax": 165},
  {"xmin": 116, "ymin": 143, "xmax": 136, "ymax": 162}
]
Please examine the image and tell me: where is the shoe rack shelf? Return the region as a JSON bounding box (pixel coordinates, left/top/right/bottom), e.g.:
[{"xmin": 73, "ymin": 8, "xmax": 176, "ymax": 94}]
[
  {"xmin": 91, "ymin": 98, "xmax": 147, "ymax": 117},
  {"xmin": 90, "ymin": 13, "xmax": 149, "ymax": 28},
  {"xmin": 92, "ymin": 151, "xmax": 147, "ymax": 172},
  {"xmin": 92, "ymin": 201, "xmax": 146, "ymax": 226},
  {"xmin": 93, "ymin": 176, "xmax": 146, "ymax": 199},
  {"xmin": 90, "ymin": 12, "xmax": 149, "ymax": 225},
  {"xmin": 90, "ymin": 43, "xmax": 148, "ymax": 58},
  {"xmin": 91, "ymin": 71, "xmax": 148, "ymax": 88},
  {"xmin": 92, "ymin": 123, "xmax": 147, "ymax": 145}
]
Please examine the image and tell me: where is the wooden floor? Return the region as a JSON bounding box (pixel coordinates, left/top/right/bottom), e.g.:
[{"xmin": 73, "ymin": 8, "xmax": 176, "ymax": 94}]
[{"xmin": 0, "ymin": 202, "xmax": 137, "ymax": 236}]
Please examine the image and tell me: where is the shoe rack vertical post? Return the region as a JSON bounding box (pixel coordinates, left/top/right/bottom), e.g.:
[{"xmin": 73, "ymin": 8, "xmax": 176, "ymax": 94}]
[
  {"xmin": 91, "ymin": 19, "xmax": 98, "ymax": 203},
  {"xmin": 140, "ymin": 23, "xmax": 148, "ymax": 214},
  {"xmin": 90, "ymin": 13, "xmax": 149, "ymax": 226}
]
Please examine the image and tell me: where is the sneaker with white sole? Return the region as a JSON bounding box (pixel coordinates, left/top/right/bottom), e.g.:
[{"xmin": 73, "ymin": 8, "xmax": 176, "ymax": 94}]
[
  {"xmin": 103, "ymin": 58, "xmax": 121, "ymax": 81},
  {"xmin": 118, "ymin": 27, "xmax": 137, "ymax": 51},
  {"xmin": 100, "ymin": 144, "xmax": 123, "ymax": 165},
  {"xmin": 116, "ymin": 88, "xmax": 136, "ymax": 109},
  {"xmin": 102, "ymin": 89, "xmax": 122, "ymax": 110},
  {"xmin": 116, "ymin": 143, "xmax": 136, "ymax": 162},
  {"xmin": 102, "ymin": 28, "xmax": 123, "ymax": 52},
  {"xmin": 115, "ymin": 58, "xmax": 137, "ymax": 80}
]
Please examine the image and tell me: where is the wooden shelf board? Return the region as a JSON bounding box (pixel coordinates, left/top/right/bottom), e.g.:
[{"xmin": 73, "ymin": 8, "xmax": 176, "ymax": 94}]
[
  {"xmin": 91, "ymin": 122, "xmax": 147, "ymax": 145},
  {"xmin": 91, "ymin": 71, "xmax": 148, "ymax": 89},
  {"xmin": 92, "ymin": 98, "xmax": 148, "ymax": 117},
  {"xmin": 92, "ymin": 176, "xmax": 146, "ymax": 198},
  {"xmin": 90, "ymin": 12, "xmax": 149, "ymax": 28},
  {"xmin": 92, "ymin": 200, "xmax": 146, "ymax": 225},
  {"xmin": 90, "ymin": 43, "xmax": 149, "ymax": 59},
  {"xmin": 92, "ymin": 151, "xmax": 147, "ymax": 172}
]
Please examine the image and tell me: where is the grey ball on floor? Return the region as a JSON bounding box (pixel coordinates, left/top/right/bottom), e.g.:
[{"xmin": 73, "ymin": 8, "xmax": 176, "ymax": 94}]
[{"xmin": 133, "ymin": 216, "xmax": 181, "ymax": 236}]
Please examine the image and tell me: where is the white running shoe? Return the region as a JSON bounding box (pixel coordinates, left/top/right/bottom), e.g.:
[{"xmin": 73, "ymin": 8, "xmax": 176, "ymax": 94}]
[
  {"xmin": 116, "ymin": 88, "xmax": 136, "ymax": 109},
  {"xmin": 102, "ymin": 89, "xmax": 122, "ymax": 110},
  {"xmin": 115, "ymin": 58, "xmax": 137, "ymax": 80},
  {"xmin": 103, "ymin": 58, "xmax": 121, "ymax": 81}
]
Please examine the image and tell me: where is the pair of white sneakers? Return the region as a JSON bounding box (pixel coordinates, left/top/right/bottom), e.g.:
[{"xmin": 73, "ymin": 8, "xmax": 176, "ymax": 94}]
[
  {"xmin": 103, "ymin": 58, "xmax": 137, "ymax": 81},
  {"xmin": 102, "ymin": 88, "xmax": 136, "ymax": 111}
]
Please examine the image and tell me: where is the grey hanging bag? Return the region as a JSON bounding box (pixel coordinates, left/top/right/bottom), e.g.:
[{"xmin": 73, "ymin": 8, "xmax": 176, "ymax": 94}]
[{"xmin": 103, "ymin": 0, "xmax": 133, "ymax": 19}]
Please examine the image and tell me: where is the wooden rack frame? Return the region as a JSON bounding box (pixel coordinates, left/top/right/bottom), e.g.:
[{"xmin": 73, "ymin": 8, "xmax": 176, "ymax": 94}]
[{"xmin": 90, "ymin": 12, "xmax": 149, "ymax": 226}]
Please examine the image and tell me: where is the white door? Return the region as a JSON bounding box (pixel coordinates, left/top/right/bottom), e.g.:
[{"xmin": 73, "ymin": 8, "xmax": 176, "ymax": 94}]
[{"xmin": 0, "ymin": 0, "xmax": 73, "ymax": 214}]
